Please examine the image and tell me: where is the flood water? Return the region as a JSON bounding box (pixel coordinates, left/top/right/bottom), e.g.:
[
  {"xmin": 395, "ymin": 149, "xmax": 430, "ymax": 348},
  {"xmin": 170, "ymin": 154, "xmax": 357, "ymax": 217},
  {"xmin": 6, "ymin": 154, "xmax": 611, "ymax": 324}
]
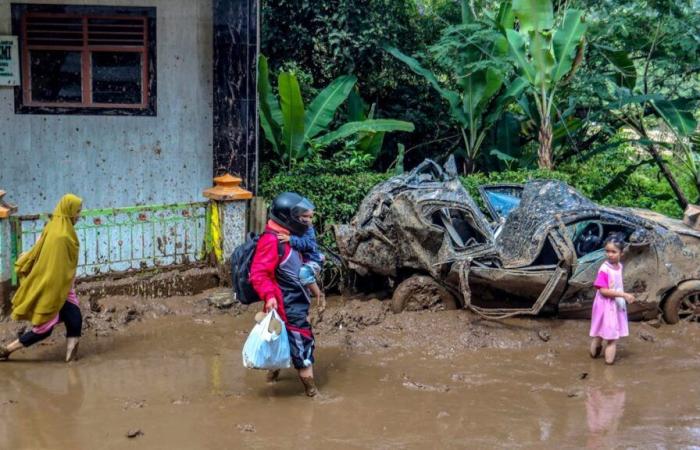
[{"xmin": 1, "ymin": 303, "xmax": 699, "ymax": 449}]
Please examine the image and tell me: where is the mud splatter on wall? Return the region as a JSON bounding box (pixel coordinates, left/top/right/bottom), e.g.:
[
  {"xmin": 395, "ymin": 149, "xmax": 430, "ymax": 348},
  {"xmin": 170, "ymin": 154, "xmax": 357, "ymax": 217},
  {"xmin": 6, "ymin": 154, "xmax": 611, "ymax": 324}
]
[{"xmin": 0, "ymin": 0, "xmax": 215, "ymax": 215}]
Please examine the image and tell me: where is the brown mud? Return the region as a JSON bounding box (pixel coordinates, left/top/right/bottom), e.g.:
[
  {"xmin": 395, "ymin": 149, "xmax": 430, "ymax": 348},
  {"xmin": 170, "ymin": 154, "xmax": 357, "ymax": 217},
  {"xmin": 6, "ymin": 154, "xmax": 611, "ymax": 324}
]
[{"xmin": 1, "ymin": 289, "xmax": 699, "ymax": 449}]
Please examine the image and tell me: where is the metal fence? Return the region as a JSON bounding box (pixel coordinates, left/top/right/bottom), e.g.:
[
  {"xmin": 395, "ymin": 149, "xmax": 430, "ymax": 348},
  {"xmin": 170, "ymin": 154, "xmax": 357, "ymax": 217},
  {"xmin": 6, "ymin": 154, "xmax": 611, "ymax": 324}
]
[{"xmin": 10, "ymin": 202, "xmax": 210, "ymax": 284}]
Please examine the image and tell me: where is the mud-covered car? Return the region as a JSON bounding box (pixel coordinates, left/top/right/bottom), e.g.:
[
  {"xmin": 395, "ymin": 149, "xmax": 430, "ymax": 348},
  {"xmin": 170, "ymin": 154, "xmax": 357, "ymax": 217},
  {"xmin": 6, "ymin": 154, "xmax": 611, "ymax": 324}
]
[{"xmin": 334, "ymin": 159, "xmax": 700, "ymax": 323}]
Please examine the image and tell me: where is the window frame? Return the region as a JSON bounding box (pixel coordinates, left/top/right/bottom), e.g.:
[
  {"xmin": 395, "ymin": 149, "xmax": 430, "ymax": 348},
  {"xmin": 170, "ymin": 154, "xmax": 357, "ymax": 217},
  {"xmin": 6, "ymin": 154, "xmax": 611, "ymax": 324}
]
[{"xmin": 12, "ymin": 4, "xmax": 157, "ymax": 116}]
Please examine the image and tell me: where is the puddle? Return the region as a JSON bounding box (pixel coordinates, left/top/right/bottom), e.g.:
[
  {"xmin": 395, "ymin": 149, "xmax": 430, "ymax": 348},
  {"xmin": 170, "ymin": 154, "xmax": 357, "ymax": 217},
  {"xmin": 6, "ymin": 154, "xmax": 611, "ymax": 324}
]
[{"xmin": 1, "ymin": 300, "xmax": 699, "ymax": 449}]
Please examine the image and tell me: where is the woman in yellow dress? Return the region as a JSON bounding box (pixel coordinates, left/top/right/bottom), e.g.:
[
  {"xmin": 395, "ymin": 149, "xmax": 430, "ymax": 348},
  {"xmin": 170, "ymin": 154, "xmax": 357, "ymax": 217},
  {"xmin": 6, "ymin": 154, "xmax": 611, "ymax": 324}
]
[{"xmin": 1, "ymin": 194, "xmax": 83, "ymax": 362}]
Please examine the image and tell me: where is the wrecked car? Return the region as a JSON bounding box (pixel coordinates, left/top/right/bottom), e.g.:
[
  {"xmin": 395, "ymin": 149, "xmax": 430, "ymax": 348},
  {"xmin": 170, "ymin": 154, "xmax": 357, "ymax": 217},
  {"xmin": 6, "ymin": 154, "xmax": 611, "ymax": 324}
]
[{"xmin": 334, "ymin": 159, "xmax": 700, "ymax": 323}]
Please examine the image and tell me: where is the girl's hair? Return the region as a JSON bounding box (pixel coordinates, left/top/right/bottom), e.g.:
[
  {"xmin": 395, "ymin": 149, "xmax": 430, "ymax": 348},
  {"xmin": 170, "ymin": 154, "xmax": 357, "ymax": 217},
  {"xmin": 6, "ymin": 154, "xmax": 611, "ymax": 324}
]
[{"xmin": 604, "ymin": 232, "xmax": 626, "ymax": 251}]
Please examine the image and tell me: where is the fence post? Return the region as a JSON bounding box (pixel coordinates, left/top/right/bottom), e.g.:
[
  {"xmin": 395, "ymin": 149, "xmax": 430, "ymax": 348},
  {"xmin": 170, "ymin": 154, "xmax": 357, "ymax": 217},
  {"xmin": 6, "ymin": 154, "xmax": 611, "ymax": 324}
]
[
  {"xmin": 203, "ymin": 174, "xmax": 253, "ymax": 265},
  {"xmin": 0, "ymin": 191, "xmax": 18, "ymax": 317}
]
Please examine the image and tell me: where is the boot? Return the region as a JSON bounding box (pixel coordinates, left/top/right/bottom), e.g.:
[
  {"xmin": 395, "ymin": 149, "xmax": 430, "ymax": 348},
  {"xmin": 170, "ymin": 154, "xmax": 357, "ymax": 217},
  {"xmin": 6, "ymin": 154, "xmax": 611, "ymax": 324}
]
[
  {"xmin": 300, "ymin": 376, "xmax": 318, "ymax": 397},
  {"xmin": 0, "ymin": 345, "xmax": 10, "ymax": 361},
  {"xmin": 65, "ymin": 338, "xmax": 80, "ymax": 362},
  {"xmin": 266, "ymin": 369, "xmax": 280, "ymax": 382}
]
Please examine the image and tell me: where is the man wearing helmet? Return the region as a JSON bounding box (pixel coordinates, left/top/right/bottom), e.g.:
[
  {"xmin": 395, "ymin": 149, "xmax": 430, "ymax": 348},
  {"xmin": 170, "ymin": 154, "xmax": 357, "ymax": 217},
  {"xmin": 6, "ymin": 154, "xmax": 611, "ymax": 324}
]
[{"xmin": 249, "ymin": 192, "xmax": 319, "ymax": 397}]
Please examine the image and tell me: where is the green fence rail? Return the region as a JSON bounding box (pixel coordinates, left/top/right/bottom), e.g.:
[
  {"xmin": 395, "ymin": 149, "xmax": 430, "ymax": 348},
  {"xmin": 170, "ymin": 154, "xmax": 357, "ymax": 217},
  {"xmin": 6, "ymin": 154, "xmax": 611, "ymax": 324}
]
[{"xmin": 10, "ymin": 202, "xmax": 210, "ymax": 284}]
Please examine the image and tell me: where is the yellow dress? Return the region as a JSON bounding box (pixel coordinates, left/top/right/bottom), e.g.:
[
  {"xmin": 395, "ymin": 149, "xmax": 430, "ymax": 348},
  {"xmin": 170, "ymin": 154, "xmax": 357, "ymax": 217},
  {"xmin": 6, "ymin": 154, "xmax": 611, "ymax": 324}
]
[{"xmin": 11, "ymin": 194, "xmax": 82, "ymax": 325}]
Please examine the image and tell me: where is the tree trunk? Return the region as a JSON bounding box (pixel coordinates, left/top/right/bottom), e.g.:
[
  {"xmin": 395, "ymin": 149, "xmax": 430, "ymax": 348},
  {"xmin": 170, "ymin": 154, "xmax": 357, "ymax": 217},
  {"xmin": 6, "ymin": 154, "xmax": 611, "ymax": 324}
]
[
  {"xmin": 646, "ymin": 144, "xmax": 690, "ymax": 211},
  {"xmin": 538, "ymin": 118, "xmax": 554, "ymax": 170}
]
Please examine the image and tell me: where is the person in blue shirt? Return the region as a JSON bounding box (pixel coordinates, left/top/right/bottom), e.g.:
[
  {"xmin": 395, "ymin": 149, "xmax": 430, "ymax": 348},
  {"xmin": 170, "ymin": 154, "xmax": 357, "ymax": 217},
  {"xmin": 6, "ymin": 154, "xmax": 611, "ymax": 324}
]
[{"xmin": 277, "ymin": 206, "xmax": 326, "ymax": 315}]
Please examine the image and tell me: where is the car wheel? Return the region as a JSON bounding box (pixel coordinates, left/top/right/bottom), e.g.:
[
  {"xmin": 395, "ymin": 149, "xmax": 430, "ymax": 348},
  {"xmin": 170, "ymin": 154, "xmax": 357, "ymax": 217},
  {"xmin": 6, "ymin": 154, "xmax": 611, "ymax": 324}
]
[
  {"xmin": 391, "ymin": 275, "xmax": 458, "ymax": 314},
  {"xmin": 663, "ymin": 280, "xmax": 700, "ymax": 324}
]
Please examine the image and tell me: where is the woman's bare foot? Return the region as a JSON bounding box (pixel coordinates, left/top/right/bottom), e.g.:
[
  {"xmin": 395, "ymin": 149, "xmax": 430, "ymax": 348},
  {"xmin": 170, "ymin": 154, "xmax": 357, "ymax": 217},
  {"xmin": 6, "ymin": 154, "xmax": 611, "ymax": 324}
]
[
  {"xmin": 66, "ymin": 338, "xmax": 80, "ymax": 362},
  {"xmin": 0, "ymin": 345, "xmax": 10, "ymax": 361}
]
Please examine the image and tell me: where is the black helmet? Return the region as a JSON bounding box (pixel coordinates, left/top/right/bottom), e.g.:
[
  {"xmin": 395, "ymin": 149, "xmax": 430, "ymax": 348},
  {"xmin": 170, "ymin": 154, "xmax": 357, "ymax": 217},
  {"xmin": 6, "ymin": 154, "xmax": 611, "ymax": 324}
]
[{"xmin": 270, "ymin": 192, "xmax": 314, "ymax": 236}]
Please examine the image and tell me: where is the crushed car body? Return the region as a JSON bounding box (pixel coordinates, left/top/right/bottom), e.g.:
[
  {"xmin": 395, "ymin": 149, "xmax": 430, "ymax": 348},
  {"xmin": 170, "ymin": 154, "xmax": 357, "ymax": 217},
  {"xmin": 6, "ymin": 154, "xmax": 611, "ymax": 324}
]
[{"xmin": 334, "ymin": 159, "xmax": 700, "ymax": 323}]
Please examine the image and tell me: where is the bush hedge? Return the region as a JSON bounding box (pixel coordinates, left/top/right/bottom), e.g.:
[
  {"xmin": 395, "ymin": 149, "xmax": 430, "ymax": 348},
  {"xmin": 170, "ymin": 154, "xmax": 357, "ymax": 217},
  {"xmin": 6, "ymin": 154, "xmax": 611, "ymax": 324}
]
[{"xmin": 259, "ymin": 171, "xmax": 390, "ymax": 246}]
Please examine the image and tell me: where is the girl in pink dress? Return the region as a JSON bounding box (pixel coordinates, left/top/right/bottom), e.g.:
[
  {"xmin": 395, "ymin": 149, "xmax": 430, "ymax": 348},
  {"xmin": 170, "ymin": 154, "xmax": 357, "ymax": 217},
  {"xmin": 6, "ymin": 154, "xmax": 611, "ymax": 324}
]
[{"xmin": 589, "ymin": 233, "xmax": 636, "ymax": 365}]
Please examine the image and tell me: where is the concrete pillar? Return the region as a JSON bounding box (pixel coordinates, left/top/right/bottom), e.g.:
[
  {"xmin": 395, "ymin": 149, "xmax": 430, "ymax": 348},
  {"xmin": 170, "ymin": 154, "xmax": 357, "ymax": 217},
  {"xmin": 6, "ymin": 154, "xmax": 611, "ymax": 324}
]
[
  {"xmin": 203, "ymin": 174, "xmax": 253, "ymax": 264},
  {"xmin": 0, "ymin": 191, "xmax": 17, "ymax": 317}
]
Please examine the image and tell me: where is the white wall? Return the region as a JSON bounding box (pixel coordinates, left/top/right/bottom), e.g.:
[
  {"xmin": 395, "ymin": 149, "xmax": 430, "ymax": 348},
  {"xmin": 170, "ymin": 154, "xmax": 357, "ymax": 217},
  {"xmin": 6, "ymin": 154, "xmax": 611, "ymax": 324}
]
[{"xmin": 0, "ymin": 0, "xmax": 213, "ymax": 214}]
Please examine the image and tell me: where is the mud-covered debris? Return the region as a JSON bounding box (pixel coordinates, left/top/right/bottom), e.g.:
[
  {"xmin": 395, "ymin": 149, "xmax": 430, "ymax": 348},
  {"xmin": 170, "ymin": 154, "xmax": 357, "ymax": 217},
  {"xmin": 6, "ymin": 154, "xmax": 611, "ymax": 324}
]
[
  {"xmin": 401, "ymin": 374, "xmax": 450, "ymax": 393},
  {"xmin": 1, "ymin": 399, "xmax": 18, "ymax": 406},
  {"xmin": 237, "ymin": 424, "xmax": 256, "ymax": 433},
  {"xmin": 194, "ymin": 318, "xmax": 213, "ymax": 325},
  {"xmin": 637, "ymin": 329, "xmax": 656, "ymax": 342},
  {"xmin": 89, "ymin": 295, "xmax": 102, "ymax": 313},
  {"xmin": 646, "ymin": 319, "xmax": 662, "ymax": 329},
  {"xmin": 537, "ymin": 329, "xmax": 551, "ymax": 342},
  {"xmin": 122, "ymin": 399, "xmax": 146, "ymax": 410},
  {"xmin": 578, "ymin": 372, "xmax": 588, "ymax": 380},
  {"xmin": 207, "ymin": 291, "xmax": 235, "ymax": 309},
  {"xmin": 126, "ymin": 429, "xmax": 143, "ymax": 438},
  {"xmin": 172, "ymin": 396, "xmax": 190, "ymax": 405},
  {"xmin": 122, "ymin": 307, "xmax": 140, "ymax": 325},
  {"xmin": 319, "ymin": 299, "xmax": 389, "ymax": 333}
]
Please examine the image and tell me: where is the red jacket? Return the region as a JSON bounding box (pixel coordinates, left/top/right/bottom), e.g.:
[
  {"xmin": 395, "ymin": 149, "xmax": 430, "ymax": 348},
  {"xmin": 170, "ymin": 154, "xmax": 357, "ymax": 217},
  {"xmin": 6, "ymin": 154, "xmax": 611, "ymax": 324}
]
[{"xmin": 250, "ymin": 220, "xmax": 290, "ymax": 319}]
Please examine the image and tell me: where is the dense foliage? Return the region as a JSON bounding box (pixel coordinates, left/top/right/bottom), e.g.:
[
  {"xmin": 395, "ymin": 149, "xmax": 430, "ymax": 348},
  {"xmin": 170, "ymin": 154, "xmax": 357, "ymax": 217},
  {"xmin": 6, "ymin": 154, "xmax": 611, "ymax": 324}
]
[{"xmin": 260, "ymin": 0, "xmax": 700, "ymax": 216}]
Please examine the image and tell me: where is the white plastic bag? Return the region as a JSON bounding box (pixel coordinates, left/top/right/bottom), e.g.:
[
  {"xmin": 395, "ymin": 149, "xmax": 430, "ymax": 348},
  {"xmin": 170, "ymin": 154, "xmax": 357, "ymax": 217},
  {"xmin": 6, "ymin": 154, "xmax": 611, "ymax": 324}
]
[
  {"xmin": 615, "ymin": 297, "xmax": 627, "ymax": 311},
  {"xmin": 242, "ymin": 310, "xmax": 291, "ymax": 370}
]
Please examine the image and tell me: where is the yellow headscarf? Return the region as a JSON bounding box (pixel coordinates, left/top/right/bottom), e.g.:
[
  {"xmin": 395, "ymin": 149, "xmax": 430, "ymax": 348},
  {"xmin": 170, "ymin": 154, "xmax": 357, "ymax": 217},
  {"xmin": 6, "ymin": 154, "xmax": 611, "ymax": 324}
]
[{"xmin": 11, "ymin": 194, "xmax": 82, "ymax": 325}]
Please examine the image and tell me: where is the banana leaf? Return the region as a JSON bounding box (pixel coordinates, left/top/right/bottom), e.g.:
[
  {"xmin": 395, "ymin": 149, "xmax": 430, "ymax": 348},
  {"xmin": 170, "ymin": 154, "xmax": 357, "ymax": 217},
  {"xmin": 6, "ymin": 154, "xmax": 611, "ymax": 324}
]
[
  {"xmin": 312, "ymin": 119, "xmax": 414, "ymax": 147},
  {"xmin": 652, "ymin": 98, "xmax": 698, "ymax": 137},
  {"xmin": 257, "ymin": 55, "xmax": 283, "ymax": 154},
  {"xmin": 512, "ymin": 0, "xmax": 553, "ymax": 32},
  {"xmin": 529, "ymin": 30, "xmax": 555, "ymax": 87},
  {"xmin": 496, "ymin": 0, "xmax": 515, "ymax": 31},
  {"xmin": 347, "ymin": 88, "xmax": 367, "ymax": 122},
  {"xmin": 278, "ymin": 72, "xmax": 306, "ymax": 159},
  {"xmin": 551, "ymin": 9, "xmax": 586, "ymax": 82},
  {"xmin": 356, "ymin": 132, "xmax": 386, "ymax": 159},
  {"xmin": 304, "ymin": 74, "xmax": 357, "ymax": 141},
  {"xmin": 505, "ymin": 29, "xmax": 536, "ymax": 84},
  {"xmin": 383, "ymin": 44, "xmax": 467, "ymax": 126},
  {"xmin": 598, "ymin": 47, "xmax": 636, "ymax": 90}
]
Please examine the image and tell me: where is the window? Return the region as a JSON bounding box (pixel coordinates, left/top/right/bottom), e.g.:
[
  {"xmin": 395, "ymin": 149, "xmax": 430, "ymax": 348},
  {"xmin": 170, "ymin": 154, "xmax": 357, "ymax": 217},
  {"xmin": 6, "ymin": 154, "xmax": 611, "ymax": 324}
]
[
  {"xmin": 12, "ymin": 4, "xmax": 156, "ymax": 115},
  {"xmin": 429, "ymin": 207, "xmax": 488, "ymax": 249}
]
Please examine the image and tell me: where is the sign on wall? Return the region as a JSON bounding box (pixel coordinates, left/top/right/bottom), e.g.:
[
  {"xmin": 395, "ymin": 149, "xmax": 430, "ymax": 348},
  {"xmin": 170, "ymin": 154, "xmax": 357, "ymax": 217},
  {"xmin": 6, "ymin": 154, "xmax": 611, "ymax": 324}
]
[{"xmin": 0, "ymin": 36, "xmax": 19, "ymax": 86}]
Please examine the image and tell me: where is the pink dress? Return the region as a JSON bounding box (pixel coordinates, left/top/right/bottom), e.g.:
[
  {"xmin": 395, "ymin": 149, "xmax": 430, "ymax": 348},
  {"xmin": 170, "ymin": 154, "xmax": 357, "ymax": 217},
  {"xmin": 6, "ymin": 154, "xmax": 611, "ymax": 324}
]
[{"xmin": 589, "ymin": 262, "xmax": 629, "ymax": 340}]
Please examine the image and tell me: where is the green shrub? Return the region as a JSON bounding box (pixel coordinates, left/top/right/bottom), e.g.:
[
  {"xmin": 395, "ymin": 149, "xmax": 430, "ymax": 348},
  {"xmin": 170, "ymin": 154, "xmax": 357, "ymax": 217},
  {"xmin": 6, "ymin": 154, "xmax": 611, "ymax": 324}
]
[{"xmin": 259, "ymin": 171, "xmax": 390, "ymax": 246}]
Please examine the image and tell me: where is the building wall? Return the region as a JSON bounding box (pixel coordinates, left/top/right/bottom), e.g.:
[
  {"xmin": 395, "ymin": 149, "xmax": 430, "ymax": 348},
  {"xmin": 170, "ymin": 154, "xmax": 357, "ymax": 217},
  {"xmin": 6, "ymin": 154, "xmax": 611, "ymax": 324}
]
[{"xmin": 0, "ymin": 0, "xmax": 213, "ymax": 215}]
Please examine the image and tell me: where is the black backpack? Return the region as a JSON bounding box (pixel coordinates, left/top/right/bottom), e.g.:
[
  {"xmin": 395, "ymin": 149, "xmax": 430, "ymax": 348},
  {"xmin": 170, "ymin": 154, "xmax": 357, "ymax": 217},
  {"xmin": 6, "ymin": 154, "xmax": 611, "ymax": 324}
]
[{"xmin": 231, "ymin": 231, "xmax": 285, "ymax": 304}]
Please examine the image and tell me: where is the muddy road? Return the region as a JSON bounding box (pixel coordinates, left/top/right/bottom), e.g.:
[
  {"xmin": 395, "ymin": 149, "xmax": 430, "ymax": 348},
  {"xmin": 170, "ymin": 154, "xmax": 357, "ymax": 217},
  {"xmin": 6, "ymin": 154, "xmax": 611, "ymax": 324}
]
[{"xmin": 1, "ymin": 289, "xmax": 699, "ymax": 449}]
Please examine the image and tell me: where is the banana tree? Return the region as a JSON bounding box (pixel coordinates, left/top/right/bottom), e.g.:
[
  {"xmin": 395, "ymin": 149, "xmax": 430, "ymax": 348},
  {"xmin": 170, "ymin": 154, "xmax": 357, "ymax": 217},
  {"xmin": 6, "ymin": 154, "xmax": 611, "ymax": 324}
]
[
  {"xmin": 384, "ymin": 0, "xmax": 523, "ymax": 173},
  {"xmin": 505, "ymin": 0, "xmax": 586, "ymax": 169},
  {"xmin": 257, "ymin": 55, "xmax": 414, "ymax": 169}
]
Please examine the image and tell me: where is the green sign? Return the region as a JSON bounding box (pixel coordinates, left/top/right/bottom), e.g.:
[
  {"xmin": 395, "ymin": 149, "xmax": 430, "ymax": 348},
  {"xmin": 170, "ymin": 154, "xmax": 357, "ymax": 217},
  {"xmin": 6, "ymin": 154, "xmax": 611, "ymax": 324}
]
[{"xmin": 0, "ymin": 36, "xmax": 19, "ymax": 86}]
